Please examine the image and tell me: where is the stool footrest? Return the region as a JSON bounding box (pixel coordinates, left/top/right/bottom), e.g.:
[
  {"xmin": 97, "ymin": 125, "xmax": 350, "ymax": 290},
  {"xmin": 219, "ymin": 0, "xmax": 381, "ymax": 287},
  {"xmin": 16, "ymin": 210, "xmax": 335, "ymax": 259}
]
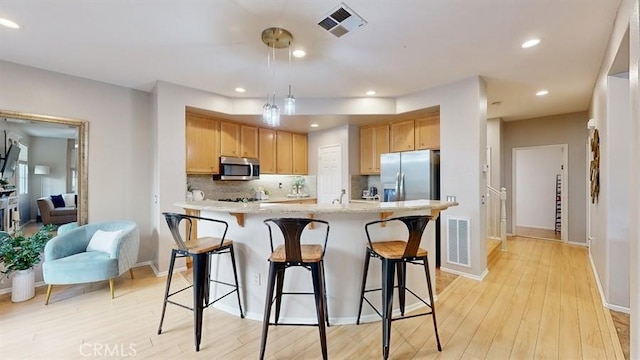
[
  {"xmin": 205, "ymin": 288, "xmax": 239, "ymax": 307},
  {"xmin": 268, "ymin": 322, "xmax": 323, "ymax": 327}
]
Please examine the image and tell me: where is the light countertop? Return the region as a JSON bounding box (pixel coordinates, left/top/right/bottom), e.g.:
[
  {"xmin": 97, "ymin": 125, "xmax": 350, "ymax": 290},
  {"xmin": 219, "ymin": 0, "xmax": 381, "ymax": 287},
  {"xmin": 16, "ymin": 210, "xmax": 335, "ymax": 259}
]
[{"xmin": 176, "ymin": 199, "xmax": 458, "ymax": 215}]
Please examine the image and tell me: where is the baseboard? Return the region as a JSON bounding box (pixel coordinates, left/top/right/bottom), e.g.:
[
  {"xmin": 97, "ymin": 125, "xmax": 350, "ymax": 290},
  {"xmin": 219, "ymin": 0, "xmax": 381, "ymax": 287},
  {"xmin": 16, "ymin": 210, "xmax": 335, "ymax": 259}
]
[
  {"xmin": 567, "ymin": 240, "xmax": 588, "ymax": 247},
  {"xmin": 588, "ymin": 251, "xmax": 630, "ymax": 313},
  {"xmin": 135, "ymin": 261, "xmax": 186, "ymax": 277},
  {"xmin": 440, "ymin": 266, "xmax": 488, "ymax": 281}
]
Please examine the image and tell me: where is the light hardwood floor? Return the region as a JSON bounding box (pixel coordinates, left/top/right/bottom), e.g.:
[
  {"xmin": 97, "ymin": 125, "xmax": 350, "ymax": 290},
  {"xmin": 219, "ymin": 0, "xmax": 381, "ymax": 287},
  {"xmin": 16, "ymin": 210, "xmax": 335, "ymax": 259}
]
[{"xmin": 0, "ymin": 236, "xmax": 625, "ymax": 359}]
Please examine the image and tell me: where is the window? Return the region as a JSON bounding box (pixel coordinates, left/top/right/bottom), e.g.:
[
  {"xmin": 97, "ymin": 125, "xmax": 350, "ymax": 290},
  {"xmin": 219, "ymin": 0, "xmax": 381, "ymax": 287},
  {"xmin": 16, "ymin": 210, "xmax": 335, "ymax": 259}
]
[
  {"xmin": 18, "ymin": 162, "xmax": 28, "ymax": 195},
  {"xmin": 18, "ymin": 143, "xmax": 28, "ymax": 195}
]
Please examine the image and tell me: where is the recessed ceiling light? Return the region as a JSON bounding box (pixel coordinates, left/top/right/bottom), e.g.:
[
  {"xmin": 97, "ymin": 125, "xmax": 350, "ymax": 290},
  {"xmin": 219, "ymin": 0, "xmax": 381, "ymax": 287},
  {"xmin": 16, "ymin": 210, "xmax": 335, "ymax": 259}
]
[
  {"xmin": 0, "ymin": 18, "xmax": 19, "ymax": 29},
  {"xmin": 292, "ymin": 49, "xmax": 306, "ymax": 58},
  {"xmin": 235, "ymin": 87, "xmax": 246, "ymax": 93},
  {"xmin": 536, "ymin": 89, "xmax": 549, "ymax": 96},
  {"xmin": 365, "ymin": 90, "xmax": 376, "ymax": 96},
  {"xmin": 522, "ymin": 39, "xmax": 540, "ymax": 48},
  {"xmin": 310, "ymin": 123, "xmax": 319, "ymax": 128}
]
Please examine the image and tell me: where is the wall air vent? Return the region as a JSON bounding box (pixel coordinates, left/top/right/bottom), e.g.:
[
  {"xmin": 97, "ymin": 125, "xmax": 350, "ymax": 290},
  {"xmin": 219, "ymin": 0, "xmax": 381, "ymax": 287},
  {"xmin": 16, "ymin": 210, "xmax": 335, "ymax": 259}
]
[
  {"xmin": 317, "ymin": 3, "xmax": 367, "ymax": 38},
  {"xmin": 447, "ymin": 217, "xmax": 471, "ymax": 267}
]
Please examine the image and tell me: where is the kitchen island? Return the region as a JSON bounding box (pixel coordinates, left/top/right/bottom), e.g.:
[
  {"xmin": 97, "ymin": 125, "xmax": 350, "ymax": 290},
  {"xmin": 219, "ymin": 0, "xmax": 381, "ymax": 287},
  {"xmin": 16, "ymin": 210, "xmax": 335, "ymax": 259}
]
[{"xmin": 176, "ymin": 199, "xmax": 457, "ymax": 324}]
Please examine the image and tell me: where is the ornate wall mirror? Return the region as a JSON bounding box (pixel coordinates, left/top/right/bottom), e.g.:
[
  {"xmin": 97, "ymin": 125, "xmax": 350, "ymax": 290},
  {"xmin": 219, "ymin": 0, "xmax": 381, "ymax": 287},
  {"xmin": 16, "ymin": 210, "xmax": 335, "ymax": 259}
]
[{"xmin": 0, "ymin": 110, "xmax": 88, "ymax": 226}]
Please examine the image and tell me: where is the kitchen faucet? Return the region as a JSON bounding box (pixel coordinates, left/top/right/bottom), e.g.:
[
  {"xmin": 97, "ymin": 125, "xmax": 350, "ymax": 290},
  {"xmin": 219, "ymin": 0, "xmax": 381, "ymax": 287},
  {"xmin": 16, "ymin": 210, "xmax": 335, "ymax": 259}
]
[{"xmin": 332, "ymin": 189, "xmax": 346, "ymax": 204}]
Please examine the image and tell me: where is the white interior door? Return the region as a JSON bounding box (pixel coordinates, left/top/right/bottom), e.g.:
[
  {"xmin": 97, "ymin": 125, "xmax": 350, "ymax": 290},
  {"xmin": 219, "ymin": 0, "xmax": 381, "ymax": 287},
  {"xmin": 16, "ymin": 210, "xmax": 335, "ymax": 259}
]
[{"xmin": 317, "ymin": 144, "xmax": 342, "ymax": 204}]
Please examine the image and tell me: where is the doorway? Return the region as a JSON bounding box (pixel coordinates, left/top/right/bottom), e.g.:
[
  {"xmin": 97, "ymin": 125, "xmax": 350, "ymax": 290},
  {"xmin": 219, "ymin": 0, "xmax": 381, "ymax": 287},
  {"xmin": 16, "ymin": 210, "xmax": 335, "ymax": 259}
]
[
  {"xmin": 316, "ymin": 144, "xmax": 343, "ymax": 204},
  {"xmin": 512, "ymin": 144, "xmax": 568, "ymax": 241}
]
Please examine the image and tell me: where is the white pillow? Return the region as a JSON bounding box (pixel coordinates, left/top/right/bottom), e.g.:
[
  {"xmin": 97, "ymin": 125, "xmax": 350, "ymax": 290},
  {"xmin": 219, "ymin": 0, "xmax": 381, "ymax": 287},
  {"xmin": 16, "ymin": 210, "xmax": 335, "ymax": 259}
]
[
  {"xmin": 62, "ymin": 193, "xmax": 75, "ymax": 208},
  {"xmin": 86, "ymin": 229, "xmax": 122, "ymax": 254}
]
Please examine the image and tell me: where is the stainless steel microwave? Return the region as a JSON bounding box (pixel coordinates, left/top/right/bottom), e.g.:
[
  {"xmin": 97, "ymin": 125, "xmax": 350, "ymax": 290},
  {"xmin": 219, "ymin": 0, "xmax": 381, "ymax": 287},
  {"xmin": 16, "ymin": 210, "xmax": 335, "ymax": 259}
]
[{"xmin": 213, "ymin": 156, "xmax": 260, "ymax": 180}]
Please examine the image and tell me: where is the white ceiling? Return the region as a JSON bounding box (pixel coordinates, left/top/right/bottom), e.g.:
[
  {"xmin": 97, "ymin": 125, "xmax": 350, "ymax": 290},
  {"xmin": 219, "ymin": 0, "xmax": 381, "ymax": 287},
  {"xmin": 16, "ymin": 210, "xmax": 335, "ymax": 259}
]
[{"xmin": 0, "ymin": 0, "xmax": 621, "ymax": 132}]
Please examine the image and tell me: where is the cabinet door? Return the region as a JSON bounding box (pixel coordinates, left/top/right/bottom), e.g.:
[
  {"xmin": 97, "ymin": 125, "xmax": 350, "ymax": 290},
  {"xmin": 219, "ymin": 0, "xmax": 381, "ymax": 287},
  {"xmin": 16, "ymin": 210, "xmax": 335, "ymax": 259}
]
[
  {"xmin": 241, "ymin": 125, "xmax": 258, "ymax": 158},
  {"xmin": 185, "ymin": 114, "xmax": 219, "ymax": 174},
  {"xmin": 374, "ymin": 124, "xmax": 390, "ymax": 172},
  {"xmin": 390, "ymin": 119, "xmax": 415, "ymax": 152},
  {"xmin": 360, "ymin": 127, "xmax": 375, "ymax": 174},
  {"xmin": 220, "ymin": 121, "xmax": 240, "ymax": 156},
  {"xmin": 360, "ymin": 124, "xmax": 389, "ymax": 175},
  {"xmin": 276, "ymin": 131, "xmax": 293, "ymax": 174},
  {"xmin": 259, "ymin": 128, "xmax": 277, "ymax": 174},
  {"xmin": 415, "ymin": 115, "xmax": 440, "ymax": 150},
  {"xmin": 292, "ymin": 133, "xmax": 308, "ymax": 175}
]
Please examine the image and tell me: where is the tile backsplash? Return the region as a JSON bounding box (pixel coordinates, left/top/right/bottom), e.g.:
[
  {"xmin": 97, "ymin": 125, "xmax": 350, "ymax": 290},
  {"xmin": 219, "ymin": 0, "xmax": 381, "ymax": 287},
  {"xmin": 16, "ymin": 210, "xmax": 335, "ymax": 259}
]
[{"xmin": 187, "ymin": 174, "xmax": 317, "ymax": 200}]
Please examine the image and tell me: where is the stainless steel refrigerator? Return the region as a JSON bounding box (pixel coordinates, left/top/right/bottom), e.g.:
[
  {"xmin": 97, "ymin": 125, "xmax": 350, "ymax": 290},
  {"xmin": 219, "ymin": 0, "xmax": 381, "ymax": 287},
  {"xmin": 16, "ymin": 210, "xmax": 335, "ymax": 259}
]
[{"xmin": 381, "ymin": 150, "xmax": 440, "ymax": 202}]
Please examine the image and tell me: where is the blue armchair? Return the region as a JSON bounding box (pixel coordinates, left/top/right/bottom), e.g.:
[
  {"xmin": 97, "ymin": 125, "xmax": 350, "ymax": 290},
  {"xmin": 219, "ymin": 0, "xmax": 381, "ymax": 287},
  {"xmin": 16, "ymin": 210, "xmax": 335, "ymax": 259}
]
[{"xmin": 42, "ymin": 221, "xmax": 139, "ymax": 304}]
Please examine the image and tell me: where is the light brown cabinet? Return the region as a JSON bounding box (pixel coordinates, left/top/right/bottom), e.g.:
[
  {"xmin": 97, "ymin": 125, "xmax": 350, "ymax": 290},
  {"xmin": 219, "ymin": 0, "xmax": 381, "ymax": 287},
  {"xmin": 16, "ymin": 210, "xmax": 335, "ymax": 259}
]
[
  {"xmin": 360, "ymin": 124, "xmax": 389, "ymax": 174},
  {"xmin": 185, "ymin": 116, "xmax": 308, "ymax": 176},
  {"xmin": 185, "ymin": 114, "xmax": 219, "ymax": 174},
  {"xmin": 415, "ymin": 115, "xmax": 440, "ymax": 150},
  {"xmin": 220, "ymin": 121, "xmax": 240, "ymax": 156},
  {"xmin": 220, "ymin": 122, "xmax": 259, "ymax": 158},
  {"xmin": 390, "ymin": 119, "xmax": 415, "ymax": 152},
  {"xmin": 292, "ymin": 133, "xmax": 308, "ymax": 175},
  {"xmin": 259, "ymin": 128, "xmax": 277, "ymax": 174},
  {"xmin": 240, "ymin": 125, "xmax": 258, "ymax": 158},
  {"xmin": 276, "ymin": 131, "xmax": 293, "ymax": 174}
]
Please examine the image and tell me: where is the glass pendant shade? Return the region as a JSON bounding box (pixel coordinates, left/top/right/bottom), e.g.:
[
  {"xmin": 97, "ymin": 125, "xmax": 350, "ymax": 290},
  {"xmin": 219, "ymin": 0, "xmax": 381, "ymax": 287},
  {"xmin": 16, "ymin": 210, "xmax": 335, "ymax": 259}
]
[{"xmin": 284, "ymin": 85, "xmax": 295, "ymax": 115}]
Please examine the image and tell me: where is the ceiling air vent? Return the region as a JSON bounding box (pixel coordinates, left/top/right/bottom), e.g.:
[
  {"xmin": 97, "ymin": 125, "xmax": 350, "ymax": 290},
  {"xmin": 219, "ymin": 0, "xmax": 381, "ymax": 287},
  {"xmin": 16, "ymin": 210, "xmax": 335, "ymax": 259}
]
[{"xmin": 317, "ymin": 3, "xmax": 367, "ymax": 38}]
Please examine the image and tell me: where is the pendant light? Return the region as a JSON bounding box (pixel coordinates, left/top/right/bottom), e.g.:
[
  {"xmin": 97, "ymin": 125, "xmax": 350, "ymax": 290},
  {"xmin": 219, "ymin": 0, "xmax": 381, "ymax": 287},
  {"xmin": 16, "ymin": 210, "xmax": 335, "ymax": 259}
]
[{"xmin": 261, "ymin": 27, "xmax": 295, "ymax": 126}]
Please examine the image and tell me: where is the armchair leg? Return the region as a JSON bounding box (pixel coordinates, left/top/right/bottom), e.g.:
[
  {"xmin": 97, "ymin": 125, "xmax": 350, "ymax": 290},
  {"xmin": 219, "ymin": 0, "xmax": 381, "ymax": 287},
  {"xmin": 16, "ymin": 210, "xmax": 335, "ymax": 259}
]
[
  {"xmin": 129, "ymin": 268, "xmax": 135, "ymax": 280},
  {"xmin": 45, "ymin": 285, "xmax": 53, "ymax": 305},
  {"xmin": 109, "ymin": 278, "xmax": 115, "ymax": 299}
]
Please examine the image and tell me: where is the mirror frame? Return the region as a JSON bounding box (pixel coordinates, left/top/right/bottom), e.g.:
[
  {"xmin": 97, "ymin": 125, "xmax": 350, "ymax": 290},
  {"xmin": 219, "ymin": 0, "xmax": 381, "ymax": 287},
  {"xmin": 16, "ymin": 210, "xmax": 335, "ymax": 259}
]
[{"xmin": 0, "ymin": 109, "xmax": 88, "ymax": 225}]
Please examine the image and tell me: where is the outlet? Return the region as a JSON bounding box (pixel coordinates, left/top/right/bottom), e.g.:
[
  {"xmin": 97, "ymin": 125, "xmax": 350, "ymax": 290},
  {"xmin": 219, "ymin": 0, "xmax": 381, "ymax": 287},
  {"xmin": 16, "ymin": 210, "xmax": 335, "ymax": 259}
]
[{"xmin": 253, "ymin": 273, "xmax": 261, "ymax": 286}]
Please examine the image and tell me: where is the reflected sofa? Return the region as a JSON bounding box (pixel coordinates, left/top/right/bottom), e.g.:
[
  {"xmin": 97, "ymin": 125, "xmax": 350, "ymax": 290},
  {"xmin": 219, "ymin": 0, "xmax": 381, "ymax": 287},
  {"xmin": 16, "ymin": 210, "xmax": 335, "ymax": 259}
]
[{"xmin": 37, "ymin": 193, "xmax": 77, "ymax": 225}]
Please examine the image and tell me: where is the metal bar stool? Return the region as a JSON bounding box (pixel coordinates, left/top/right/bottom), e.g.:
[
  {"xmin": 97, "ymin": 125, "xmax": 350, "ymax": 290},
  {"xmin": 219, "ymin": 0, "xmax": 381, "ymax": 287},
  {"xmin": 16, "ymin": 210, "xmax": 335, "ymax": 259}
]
[
  {"xmin": 260, "ymin": 218, "xmax": 330, "ymax": 360},
  {"xmin": 158, "ymin": 212, "xmax": 244, "ymax": 351},
  {"xmin": 356, "ymin": 215, "xmax": 442, "ymax": 359}
]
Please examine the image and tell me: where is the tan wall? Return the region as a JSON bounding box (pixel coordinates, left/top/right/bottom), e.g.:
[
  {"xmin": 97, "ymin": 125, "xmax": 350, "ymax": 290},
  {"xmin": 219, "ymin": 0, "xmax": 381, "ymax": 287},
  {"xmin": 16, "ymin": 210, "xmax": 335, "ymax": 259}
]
[{"xmin": 503, "ymin": 111, "xmax": 588, "ymax": 244}]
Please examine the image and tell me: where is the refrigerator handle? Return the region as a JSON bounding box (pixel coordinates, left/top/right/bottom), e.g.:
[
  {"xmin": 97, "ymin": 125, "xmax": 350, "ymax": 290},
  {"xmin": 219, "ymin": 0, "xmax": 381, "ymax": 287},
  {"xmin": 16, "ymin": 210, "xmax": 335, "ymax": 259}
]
[
  {"xmin": 400, "ymin": 172, "xmax": 405, "ymax": 201},
  {"xmin": 394, "ymin": 172, "xmax": 400, "ymax": 201}
]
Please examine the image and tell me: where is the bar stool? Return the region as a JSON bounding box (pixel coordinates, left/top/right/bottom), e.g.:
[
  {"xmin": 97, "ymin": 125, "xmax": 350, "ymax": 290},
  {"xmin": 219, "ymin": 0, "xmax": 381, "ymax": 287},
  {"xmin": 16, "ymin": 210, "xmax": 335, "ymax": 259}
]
[
  {"xmin": 158, "ymin": 212, "xmax": 244, "ymax": 351},
  {"xmin": 260, "ymin": 218, "xmax": 330, "ymax": 360},
  {"xmin": 356, "ymin": 215, "xmax": 442, "ymax": 359}
]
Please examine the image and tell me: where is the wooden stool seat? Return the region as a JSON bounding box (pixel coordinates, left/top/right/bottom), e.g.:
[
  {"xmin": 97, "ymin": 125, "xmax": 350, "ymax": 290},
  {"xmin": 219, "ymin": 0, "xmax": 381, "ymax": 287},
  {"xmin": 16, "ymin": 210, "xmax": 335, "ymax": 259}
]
[
  {"xmin": 369, "ymin": 240, "xmax": 428, "ymax": 259},
  {"xmin": 176, "ymin": 237, "xmax": 232, "ymax": 254},
  {"xmin": 270, "ymin": 244, "xmax": 323, "ymax": 262}
]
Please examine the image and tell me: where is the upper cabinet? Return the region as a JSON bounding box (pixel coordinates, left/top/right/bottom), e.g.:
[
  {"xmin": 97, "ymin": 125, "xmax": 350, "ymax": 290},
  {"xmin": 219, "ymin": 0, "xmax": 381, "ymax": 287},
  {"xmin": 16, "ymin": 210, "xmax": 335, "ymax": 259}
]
[
  {"xmin": 360, "ymin": 124, "xmax": 389, "ymax": 175},
  {"xmin": 415, "ymin": 115, "xmax": 440, "ymax": 150},
  {"xmin": 220, "ymin": 121, "xmax": 259, "ymax": 158},
  {"xmin": 185, "ymin": 113, "xmax": 219, "ymax": 174},
  {"xmin": 240, "ymin": 125, "xmax": 258, "ymax": 158},
  {"xmin": 276, "ymin": 131, "xmax": 293, "ymax": 174},
  {"xmin": 220, "ymin": 121, "xmax": 240, "ymax": 156},
  {"xmin": 292, "ymin": 133, "xmax": 308, "ymax": 175},
  {"xmin": 390, "ymin": 119, "xmax": 415, "ymax": 152},
  {"xmin": 259, "ymin": 128, "xmax": 277, "ymax": 174}
]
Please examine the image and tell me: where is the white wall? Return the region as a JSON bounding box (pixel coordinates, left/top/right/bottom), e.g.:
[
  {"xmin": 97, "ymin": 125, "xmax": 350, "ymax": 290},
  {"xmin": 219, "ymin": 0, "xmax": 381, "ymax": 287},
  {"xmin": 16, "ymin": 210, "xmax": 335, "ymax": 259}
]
[
  {"xmin": 398, "ymin": 76, "xmax": 488, "ymax": 279},
  {"xmin": 589, "ymin": 0, "xmax": 639, "ymax": 353},
  {"xmin": 0, "ymin": 60, "xmax": 153, "ymax": 290},
  {"xmin": 629, "ymin": 0, "xmax": 640, "ymax": 355},
  {"xmin": 515, "ymin": 146, "xmax": 563, "ymax": 230}
]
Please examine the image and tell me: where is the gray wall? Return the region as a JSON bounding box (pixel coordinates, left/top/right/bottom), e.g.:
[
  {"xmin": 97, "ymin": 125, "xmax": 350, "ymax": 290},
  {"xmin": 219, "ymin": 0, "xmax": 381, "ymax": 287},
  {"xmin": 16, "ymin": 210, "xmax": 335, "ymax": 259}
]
[{"xmin": 503, "ymin": 111, "xmax": 588, "ymax": 244}]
